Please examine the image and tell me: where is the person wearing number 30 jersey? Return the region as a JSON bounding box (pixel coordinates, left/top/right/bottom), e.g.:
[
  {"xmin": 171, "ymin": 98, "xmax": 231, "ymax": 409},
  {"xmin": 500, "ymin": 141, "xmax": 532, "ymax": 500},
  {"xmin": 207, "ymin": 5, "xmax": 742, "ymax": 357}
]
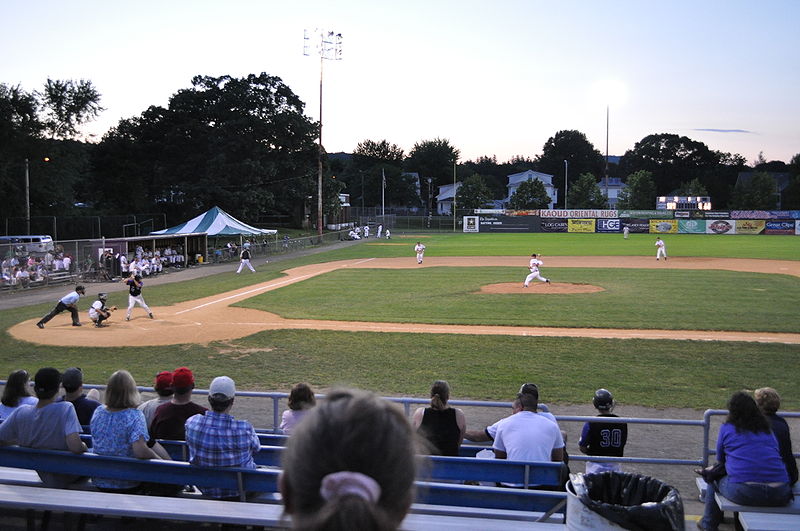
[{"xmin": 578, "ymin": 388, "xmax": 628, "ymax": 474}]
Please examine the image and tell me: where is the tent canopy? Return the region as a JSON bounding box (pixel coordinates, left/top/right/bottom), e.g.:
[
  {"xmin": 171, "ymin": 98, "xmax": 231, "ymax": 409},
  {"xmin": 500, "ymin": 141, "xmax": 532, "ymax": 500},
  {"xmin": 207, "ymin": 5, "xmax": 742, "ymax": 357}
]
[{"xmin": 150, "ymin": 206, "xmax": 277, "ymax": 236}]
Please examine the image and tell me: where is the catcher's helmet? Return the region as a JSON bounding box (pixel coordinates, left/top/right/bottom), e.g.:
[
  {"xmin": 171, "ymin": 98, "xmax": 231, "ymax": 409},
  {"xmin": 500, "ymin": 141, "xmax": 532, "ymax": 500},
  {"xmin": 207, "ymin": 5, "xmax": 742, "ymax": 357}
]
[
  {"xmin": 75, "ymin": 285, "xmax": 86, "ymax": 294},
  {"xmin": 593, "ymin": 388, "xmax": 614, "ymax": 411},
  {"xmin": 98, "ymin": 292, "xmax": 108, "ymax": 301}
]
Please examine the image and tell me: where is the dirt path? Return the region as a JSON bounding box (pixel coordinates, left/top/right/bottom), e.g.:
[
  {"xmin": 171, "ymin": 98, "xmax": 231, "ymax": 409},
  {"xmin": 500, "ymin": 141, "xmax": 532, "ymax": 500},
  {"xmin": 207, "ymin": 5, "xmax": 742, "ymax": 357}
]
[{"xmin": 10, "ymin": 256, "xmax": 800, "ymax": 346}]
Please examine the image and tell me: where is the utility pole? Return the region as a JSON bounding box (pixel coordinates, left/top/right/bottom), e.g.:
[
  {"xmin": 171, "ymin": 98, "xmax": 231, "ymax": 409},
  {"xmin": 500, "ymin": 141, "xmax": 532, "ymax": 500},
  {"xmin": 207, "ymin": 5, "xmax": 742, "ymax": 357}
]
[
  {"xmin": 304, "ymin": 29, "xmax": 342, "ymax": 238},
  {"xmin": 563, "ymin": 159, "xmax": 569, "ymax": 210},
  {"xmin": 24, "ymin": 158, "xmax": 30, "ymax": 234}
]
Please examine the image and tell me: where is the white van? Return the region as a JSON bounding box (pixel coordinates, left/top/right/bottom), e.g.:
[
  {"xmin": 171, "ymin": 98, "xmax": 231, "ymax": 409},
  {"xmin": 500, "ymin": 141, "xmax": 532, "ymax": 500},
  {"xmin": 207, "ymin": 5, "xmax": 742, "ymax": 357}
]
[{"xmin": 0, "ymin": 235, "xmax": 55, "ymax": 257}]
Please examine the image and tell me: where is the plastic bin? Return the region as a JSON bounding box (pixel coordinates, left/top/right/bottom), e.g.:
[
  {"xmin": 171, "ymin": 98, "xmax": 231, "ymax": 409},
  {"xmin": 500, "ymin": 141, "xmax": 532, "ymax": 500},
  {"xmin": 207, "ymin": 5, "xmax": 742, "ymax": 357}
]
[{"xmin": 566, "ymin": 472, "xmax": 684, "ymax": 531}]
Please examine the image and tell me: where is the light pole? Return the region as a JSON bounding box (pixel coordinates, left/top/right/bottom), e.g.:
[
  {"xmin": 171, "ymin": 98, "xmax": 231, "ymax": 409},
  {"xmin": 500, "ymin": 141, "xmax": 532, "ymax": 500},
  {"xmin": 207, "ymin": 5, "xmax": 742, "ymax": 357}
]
[
  {"xmin": 304, "ymin": 29, "xmax": 342, "ymax": 238},
  {"xmin": 563, "ymin": 159, "xmax": 569, "ymax": 210},
  {"xmin": 24, "ymin": 158, "xmax": 30, "ymax": 234},
  {"xmin": 604, "ymin": 105, "xmax": 609, "ymax": 200}
]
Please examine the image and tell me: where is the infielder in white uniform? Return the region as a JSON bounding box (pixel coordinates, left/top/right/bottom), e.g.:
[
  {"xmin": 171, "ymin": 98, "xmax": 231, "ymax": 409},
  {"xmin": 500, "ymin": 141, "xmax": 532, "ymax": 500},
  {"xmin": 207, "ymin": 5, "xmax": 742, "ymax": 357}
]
[
  {"xmin": 377, "ymin": 224, "xmax": 383, "ymax": 238},
  {"xmin": 655, "ymin": 237, "xmax": 667, "ymax": 260},
  {"xmin": 414, "ymin": 242, "xmax": 426, "ymax": 264},
  {"xmin": 523, "ymin": 253, "xmax": 550, "ymax": 287},
  {"xmin": 237, "ymin": 247, "xmax": 255, "ymax": 273}
]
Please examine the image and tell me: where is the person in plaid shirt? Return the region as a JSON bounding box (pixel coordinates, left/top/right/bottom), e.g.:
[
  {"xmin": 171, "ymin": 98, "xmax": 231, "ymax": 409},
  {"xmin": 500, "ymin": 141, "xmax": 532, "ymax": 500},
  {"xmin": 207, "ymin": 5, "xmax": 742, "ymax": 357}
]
[{"xmin": 185, "ymin": 376, "xmax": 260, "ymax": 500}]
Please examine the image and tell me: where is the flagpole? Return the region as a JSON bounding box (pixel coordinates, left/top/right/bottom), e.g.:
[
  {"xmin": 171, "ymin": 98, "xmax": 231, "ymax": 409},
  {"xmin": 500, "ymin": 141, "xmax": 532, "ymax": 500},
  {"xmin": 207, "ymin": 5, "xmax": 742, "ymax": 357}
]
[{"xmin": 452, "ymin": 162, "xmax": 457, "ymax": 232}]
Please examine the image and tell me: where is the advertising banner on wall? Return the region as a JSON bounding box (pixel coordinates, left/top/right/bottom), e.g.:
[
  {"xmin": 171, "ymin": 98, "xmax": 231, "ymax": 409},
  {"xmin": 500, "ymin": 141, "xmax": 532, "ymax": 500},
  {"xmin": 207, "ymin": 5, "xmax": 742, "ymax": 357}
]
[
  {"xmin": 568, "ymin": 219, "xmax": 596, "ymax": 232},
  {"xmin": 704, "ymin": 211, "xmax": 731, "ymax": 219},
  {"xmin": 541, "ymin": 209, "xmax": 618, "ymax": 218},
  {"xmin": 624, "ymin": 219, "xmax": 651, "ymax": 233},
  {"xmin": 765, "ymin": 220, "xmax": 795, "ymax": 235},
  {"xmin": 476, "ymin": 215, "xmax": 541, "ymax": 232},
  {"xmin": 735, "ymin": 220, "xmax": 766, "ymax": 235},
  {"xmin": 649, "ymin": 220, "xmax": 678, "ymax": 233},
  {"xmin": 706, "ymin": 219, "xmax": 736, "ymax": 234},
  {"xmin": 797, "ymin": 221, "xmax": 800, "ymax": 235},
  {"xmin": 678, "ymin": 219, "xmax": 706, "ymax": 234},
  {"xmin": 596, "ymin": 218, "xmax": 621, "ymax": 233},
  {"xmin": 619, "ymin": 210, "xmax": 665, "ymax": 219},
  {"xmin": 541, "ymin": 219, "xmax": 568, "ymax": 232},
  {"xmin": 731, "ymin": 210, "xmax": 800, "ymax": 219},
  {"xmin": 463, "ymin": 216, "xmax": 479, "ymax": 233}
]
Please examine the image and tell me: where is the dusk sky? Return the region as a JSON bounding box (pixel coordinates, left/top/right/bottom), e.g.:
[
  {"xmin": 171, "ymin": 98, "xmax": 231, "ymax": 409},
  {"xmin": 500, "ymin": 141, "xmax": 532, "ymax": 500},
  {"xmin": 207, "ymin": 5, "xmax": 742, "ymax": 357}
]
[{"xmin": 2, "ymin": 0, "xmax": 798, "ymax": 165}]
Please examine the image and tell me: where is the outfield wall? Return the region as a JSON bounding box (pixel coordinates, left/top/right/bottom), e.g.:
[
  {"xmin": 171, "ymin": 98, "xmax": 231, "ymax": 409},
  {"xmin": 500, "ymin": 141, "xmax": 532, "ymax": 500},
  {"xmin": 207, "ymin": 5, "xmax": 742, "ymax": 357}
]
[{"xmin": 464, "ymin": 210, "xmax": 800, "ymax": 235}]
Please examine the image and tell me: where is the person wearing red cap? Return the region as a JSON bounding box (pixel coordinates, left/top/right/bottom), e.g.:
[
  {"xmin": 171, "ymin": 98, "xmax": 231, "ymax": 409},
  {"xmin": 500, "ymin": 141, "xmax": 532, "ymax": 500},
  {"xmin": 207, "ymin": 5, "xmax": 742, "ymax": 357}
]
[
  {"xmin": 137, "ymin": 371, "xmax": 175, "ymax": 428},
  {"xmin": 149, "ymin": 367, "xmax": 206, "ymax": 441}
]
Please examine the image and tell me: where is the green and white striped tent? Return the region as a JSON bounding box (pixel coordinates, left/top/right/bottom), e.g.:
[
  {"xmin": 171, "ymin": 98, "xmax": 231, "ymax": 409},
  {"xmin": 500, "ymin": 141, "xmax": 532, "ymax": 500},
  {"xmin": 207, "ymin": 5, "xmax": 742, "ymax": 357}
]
[{"xmin": 150, "ymin": 206, "xmax": 276, "ymax": 236}]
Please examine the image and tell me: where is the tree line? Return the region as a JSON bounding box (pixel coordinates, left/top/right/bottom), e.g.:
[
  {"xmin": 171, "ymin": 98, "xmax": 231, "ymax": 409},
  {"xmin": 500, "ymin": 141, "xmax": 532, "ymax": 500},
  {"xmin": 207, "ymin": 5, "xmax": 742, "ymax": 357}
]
[{"xmin": 2, "ymin": 73, "xmax": 799, "ymax": 233}]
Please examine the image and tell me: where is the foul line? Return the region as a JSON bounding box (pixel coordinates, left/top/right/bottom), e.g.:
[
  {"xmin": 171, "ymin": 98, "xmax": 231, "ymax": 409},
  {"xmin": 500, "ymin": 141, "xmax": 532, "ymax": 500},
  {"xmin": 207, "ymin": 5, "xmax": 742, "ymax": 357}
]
[{"xmin": 176, "ymin": 274, "xmax": 314, "ymax": 315}]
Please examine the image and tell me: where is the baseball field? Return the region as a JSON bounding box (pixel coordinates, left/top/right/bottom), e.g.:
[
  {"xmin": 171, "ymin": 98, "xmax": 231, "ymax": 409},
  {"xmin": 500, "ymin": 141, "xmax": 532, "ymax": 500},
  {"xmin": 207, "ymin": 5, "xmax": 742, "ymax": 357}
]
[{"xmin": 2, "ymin": 232, "xmax": 799, "ymax": 409}]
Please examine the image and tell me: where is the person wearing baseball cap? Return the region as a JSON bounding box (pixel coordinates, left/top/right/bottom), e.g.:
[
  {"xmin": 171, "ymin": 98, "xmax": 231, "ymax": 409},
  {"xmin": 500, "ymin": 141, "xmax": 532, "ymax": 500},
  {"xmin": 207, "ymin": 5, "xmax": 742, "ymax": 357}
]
[
  {"xmin": 185, "ymin": 376, "xmax": 260, "ymax": 499},
  {"xmin": 149, "ymin": 367, "xmax": 206, "ymax": 441},
  {"xmin": 137, "ymin": 371, "xmax": 175, "ymax": 428},
  {"xmin": 58, "ymin": 367, "xmax": 101, "ymax": 426},
  {"xmin": 36, "ymin": 285, "xmax": 86, "ymax": 328},
  {"xmin": 0, "ymin": 368, "xmax": 88, "ymax": 487}
]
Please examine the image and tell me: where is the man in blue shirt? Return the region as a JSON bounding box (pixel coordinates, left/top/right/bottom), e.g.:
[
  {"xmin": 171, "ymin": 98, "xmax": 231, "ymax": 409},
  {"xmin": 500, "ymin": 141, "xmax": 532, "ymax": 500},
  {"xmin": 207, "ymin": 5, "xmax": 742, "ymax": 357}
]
[
  {"xmin": 185, "ymin": 376, "xmax": 260, "ymax": 500},
  {"xmin": 37, "ymin": 285, "xmax": 85, "ymax": 328}
]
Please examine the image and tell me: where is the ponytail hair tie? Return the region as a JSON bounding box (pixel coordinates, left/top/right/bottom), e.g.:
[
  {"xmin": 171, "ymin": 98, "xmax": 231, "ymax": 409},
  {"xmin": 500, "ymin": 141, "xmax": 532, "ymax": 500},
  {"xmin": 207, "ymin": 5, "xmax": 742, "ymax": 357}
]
[{"xmin": 320, "ymin": 471, "xmax": 381, "ymax": 503}]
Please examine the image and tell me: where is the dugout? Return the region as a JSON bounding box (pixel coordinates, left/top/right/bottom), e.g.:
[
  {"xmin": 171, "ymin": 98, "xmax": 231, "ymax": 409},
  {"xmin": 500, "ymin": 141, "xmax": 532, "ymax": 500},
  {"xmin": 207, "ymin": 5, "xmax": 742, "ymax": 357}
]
[{"xmin": 105, "ymin": 233, "xmax": 208, "ymax": 266}]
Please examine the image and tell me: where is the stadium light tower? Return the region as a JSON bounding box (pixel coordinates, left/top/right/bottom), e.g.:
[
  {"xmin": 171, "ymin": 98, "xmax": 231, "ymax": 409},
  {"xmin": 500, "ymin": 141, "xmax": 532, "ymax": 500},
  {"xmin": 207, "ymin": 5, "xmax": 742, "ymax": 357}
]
[{"xmin": 304, "ymin": 29, "xmax": 343, "ymax": 238}]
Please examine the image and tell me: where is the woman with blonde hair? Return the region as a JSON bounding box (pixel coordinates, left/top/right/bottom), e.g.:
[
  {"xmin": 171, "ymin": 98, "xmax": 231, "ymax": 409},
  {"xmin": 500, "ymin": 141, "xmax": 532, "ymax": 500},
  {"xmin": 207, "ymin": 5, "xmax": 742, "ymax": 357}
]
[
  {"xmin": 412, "ymin": 380, "xmax": 466, "ymax": 456},
  {"xmin": 281, "ymin": 388, "xmax": 416, "ymax": 531},
  {"xmin": 89, "ymin": 370, "xmax": 171, "ymax": 493}
]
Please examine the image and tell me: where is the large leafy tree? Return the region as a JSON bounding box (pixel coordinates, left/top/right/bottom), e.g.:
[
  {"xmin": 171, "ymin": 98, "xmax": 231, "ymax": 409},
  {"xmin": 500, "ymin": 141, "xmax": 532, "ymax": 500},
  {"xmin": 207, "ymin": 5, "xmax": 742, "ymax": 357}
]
[
  {"xmin": 676, "ymin": 178, "xmax": 708, "ymax": 196},
  {"xmin": 536, "ymin": 130, "xmax": 605, "ymax": 208},
  {"xmin": 405, "ymin": 138, "xmax": 460, "ymax": 206},
  {"xmin": 616, "ymin": 170, "xmax": 656, "ymax": 210},
  {"xmin": 455, "ymin": 174, "xmax": 492, "ymax": 210},
  {"xmin": 341, "ymin": 139, "xmax": 417, "ymax": 208},
  {"xmin": 618, "ymin": 134, "xmax": 718, "ymax": 196},
  {"xmin": 90, "ymin": 73, "xmax": 318, "ymax": 221},
  {"xmin": 508, "ymin": 178, "xmax": 551, "ymax": 209},
  {"xmin": 729, "ymin": 171, "xmax": 778, "ymax": 209},
  {"xmin": 567, "ymin": 173, "xmax": 607, "ymax": 208},
  {"xmin": 39, "ymin": 78, "xmax": 103, "ymax": 139}
]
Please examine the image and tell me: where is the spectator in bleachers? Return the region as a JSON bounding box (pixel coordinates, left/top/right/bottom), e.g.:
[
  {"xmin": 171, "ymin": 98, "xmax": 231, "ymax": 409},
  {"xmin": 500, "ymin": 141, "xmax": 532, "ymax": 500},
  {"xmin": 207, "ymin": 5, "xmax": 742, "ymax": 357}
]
[
  {"xmin": 280, "ymin": 383, "xmax": 317, "ymax": 435},
  {"xmin": 492, "ymin": 390, "xmax": 564, "ymax": 463},
  {"xmin": 149, "ymin": 367, "xmax": 207, "ymax": 441},
  {"xmin": 578, "ymin": 388, "xmax": 628, "ymax": 474},
  {"xmin": 412, "ymin": 380, "xmax": 465, "ymax": 456},
  {"xmin": 755, "ymin": 387, "xmax": 798, "ymax": 485},
  {"xmin": 185, "ymin": 376, "xmax": 260, "ymax": 500},
  {"xmin": 464, "ymin": 383, "xmax": 558, "ymax": 443},
  {"xmin": 138, "ymin": 371, "xmax": 174, "ymax": 428},
  {"xmin": 700, "ymin": 391, "xmax": 792, "ymax": 531},
  {"xmin": 90, "ymin": 370, "xmax": 171, "ymax": 493},
  {"xmin": 63, "ymin": 254, "xmax": 72, "ymax": 272},
  {"xmin": 0, "ymin": 369, "xmax": 38, "ymax": 420},
  {"xmin": 58, "ymin": 367, "xmax": 101, "ymax": 426},
  {"xmin": 0, "ymin": 368, "xmax": 88, "ymax": 487},
  {"xmin": 280, "ymin": 388, "xmax": 416, "ymax": 531}
]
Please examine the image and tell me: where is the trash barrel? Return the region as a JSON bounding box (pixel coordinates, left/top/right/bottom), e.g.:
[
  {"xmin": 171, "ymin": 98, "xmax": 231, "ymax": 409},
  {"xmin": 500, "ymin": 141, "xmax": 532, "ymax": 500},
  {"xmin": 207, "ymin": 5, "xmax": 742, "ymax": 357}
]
[{"xmin": 566, "ymin": 472, "xmax": 684, "ymax": 531}]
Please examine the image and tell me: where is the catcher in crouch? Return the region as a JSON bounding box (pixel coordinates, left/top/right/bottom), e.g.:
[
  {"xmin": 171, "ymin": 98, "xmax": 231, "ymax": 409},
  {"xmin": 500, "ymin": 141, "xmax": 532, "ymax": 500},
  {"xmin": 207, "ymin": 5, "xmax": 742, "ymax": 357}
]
[{"xmin": 88, "ymin": 292, "xmax": 117, "ymax": 328}]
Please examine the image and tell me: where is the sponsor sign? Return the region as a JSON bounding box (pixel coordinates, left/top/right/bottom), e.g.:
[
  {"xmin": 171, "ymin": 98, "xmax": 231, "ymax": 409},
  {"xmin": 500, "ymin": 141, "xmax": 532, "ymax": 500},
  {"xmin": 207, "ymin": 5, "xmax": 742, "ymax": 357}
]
[
  {"xmin": 625, "ymin": 219, "xmax": 651, "ymax": 233},
  {"xmin": 619, "ymin": 210, "xmax": 663, "ymax": 219},
  {"xmin": 568, "ymin": 219, "xmax": 596, "ymax": 233},
  {"xmin": 541, "ymin": 219, "xmax": 568, "ymax": 232},
  {"xmin": 541, "ymin": 209, "xmax": 618, "ymax": 218},
  {"xmin": 463, "ymin": 216, "xmax": 479, "ymax": 233},
  {"xmin": 705, "ymin": 211, "xmax": 730, "ymax": 219},
  {"xmin": 474, "ymin": 209, "xmax": 506, "ymax": 214},
  {"xmin": 649, "ymin": 220, "xmax": 678, "ymax": 233},
  {"xmin": 505, "ymin": 209, "xmax": 540, "ymax": 216},
  {"xmin": 477, "ymin": 215, "xmax": 540, "ymax": 232},
  {"xmin": 796, "ymin": 220, "xmax": 800, "ymax": 235},
  {"xmin": 673, "ymin": 211, "xmax": 690, "ymax": 218},
  {"xmin": 765, "ymin": 220, "xmax": 795, "ymax": 235},
  {"xmin": 596, "ymin": 218, "xmax": 621, "ymax": 233},
  {"xmin": 735, "ymin": 220, "xmax": 765, "ymax": 235},
  {"xmin": 706, "ymin": 219, "xmax": 736, "ymax": 234},
  {"xmin": 731, "ymin": 210, "xmax": 782, "ymax": 219},
  {"xmin": 678, "ymin": 219, "xmax": 706, "ymax": 234}
]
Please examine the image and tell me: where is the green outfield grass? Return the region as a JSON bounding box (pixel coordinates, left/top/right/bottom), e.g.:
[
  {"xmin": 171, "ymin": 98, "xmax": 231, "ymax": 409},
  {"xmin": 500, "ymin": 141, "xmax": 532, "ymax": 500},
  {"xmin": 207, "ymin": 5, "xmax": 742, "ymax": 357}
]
[{"xmin": 1, "ymin": 232, "xmax": 798, "ymax": 410}]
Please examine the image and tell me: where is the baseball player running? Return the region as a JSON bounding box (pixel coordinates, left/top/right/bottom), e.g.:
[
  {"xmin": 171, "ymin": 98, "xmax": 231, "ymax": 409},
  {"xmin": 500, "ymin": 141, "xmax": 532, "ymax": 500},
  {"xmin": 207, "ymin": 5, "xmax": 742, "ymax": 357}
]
[
  {"xmin": 414, "ymin": 241, "xmax": 426, "ymax": 264},
  {"xmin": 125, "ymin": 274, "xmax": 154, "ymax": 321},
  {"xmin": 523, "ymin": 253, "xmax": 550, "ymax": 287},
  {"xmin": 237, "ymin": 246, "xmax": 255, "ymax": 273},
  {"xmin": 655, "ymin": 237, "xmax": 667, "ymax": 260}
]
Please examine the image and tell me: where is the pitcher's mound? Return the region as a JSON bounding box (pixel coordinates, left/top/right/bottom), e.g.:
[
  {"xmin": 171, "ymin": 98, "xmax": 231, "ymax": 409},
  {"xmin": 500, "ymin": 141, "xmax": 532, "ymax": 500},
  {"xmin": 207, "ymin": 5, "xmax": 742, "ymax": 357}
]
[{"xmin": 478, "ymin": 283, "xmax": 605, "ymax": 294}]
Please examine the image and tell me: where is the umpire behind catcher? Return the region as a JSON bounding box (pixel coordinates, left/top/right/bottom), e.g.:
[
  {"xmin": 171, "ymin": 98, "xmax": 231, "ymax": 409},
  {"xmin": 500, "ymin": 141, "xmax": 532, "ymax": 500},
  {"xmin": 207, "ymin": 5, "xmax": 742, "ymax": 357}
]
[{"xmin": 36, "ymin": 285, "xmax": 86, "ymax": 328}]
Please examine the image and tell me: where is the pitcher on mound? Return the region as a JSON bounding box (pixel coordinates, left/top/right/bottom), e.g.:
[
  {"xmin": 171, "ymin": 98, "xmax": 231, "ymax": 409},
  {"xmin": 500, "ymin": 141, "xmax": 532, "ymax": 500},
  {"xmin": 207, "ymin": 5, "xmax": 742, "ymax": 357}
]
[{"xmin": 523, "ymin": 253, "xmax": 550, "ymax": 287}]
